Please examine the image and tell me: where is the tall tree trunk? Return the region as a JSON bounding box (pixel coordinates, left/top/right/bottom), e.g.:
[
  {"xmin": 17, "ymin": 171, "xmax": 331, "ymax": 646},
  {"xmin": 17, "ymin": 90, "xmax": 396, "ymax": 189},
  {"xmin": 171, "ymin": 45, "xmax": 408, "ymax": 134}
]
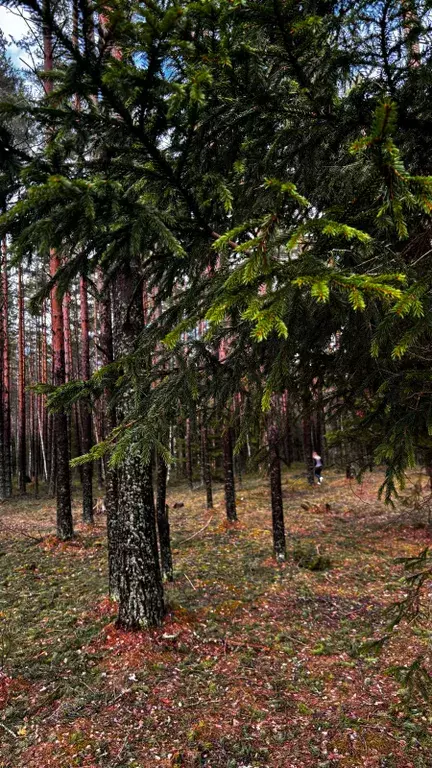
[
  {"xmin": 282, "ymin": 392, "xmax": 293, "ymax": 467},
  {"xmin": 113, "ymin": 267, "xmax": 164, "ymax": 628},
  {"xmin": 316, "ymin": 387, "xmax": 326, "ymax": 464},
  {"xmin": 50, "ymin": 252, "xmax": 73, "ymax": 538},
  {"xmin": 62, "ymin": 292, "xmax": 73, "ymax": 383},
  {"xmin": 177, "ymin": 420, "xmax": 186, "ymax": 482},
  {"xmin": 48, "ymin": 413, "xmax": 56, "ymax": 497},
  {"xmin": 98, "ymin": 271, "xmax": 120, "ymax": 599},
  {"xmin": 72, "ymin": 291, "xmax": 84, "ymax": 474},
  {"xmin": 1, "ymin": 240, "xmax": 11, "ymax": 497},
  {"xmin": 268, "ymin": 420, "xmax": 286, "ymax": 562},
  {"xmin": 93, "ymin": 295, "xmax": 105, "ymax": 490},
  {"xmin": 201, "ymin": 421, "xmax": 213, "ymax": 509},
  {"xmin": 0, "ymin": 254, "xmax": 5, "ymax": 501},
  {"xmin": 302, "ymin": 397, "xmax": 315, "ymax": 485},
  {"xmin": 17, "ymin": 266, "xmax": 26, "ymax": 494},
  {"xmin": 80, "ymin": 276, "xmax": 94, "ymax": 523},
  {"xmin": 44, "ymin": 2, "xmax": 73, "ymax": 538},
  {"xmin": 185, "ymin": 418, "xmax": 193, "ymax": 490},
  {"xmin": 41, "ymin": 301, "xmax": 49, "ymax": 482},
  {"xmin": 62, "ymin": 291, "xmax": 75, "ymax": 472},
  {"xmin": 223, "ymin": 426, "xmax": 237, "ymax": 521},
  {"xmin": 156, "ymin": 455, "xmax": 173, "ymax": 582},
  {"xmin": 30, "ymin": 338, "xmax": 39, "ymax": 497},
  {"xmin": 33, "ymin": 326, "xmax": 40, "ymax": 497}
]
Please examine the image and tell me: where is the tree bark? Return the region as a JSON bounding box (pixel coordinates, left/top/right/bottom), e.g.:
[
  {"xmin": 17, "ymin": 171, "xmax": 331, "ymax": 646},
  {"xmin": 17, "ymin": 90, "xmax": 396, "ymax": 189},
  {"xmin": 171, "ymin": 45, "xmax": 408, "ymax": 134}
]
[
  {"xmin": 93, "ymin": 295, "xmax": 105, "ymax": 490},
  {"xmin": 185, "ymin": 418, "xmax": 193, "ymax": 490},
  {"xmin": 62, "ymin": 291, "xmax": 75, "ymax": 475},
  {"xmin": 283, "ymin": 391, "xmax": 294, "ymax": 467},
  {"xmin": 0, "ymin": 253, "xmax": 5, "ymax": 501},
  {"xmin": 315, "ymin": 383, "xmax": 326, "ymax": 461},
  {"xmin": 48, "ymin": 413, "xmax": 56, "ymax": 497},
  {"xmin": 98, "ymin": 272, "xmax": 120, "ymax": 599},
  {"xmin": 268, "ymin": 420, "xmax": 286, "ymax": 562},
  {"xmin": 80, "ymin": 275, "xmax": 94, "ymax": 523},
  {"xmin": 156, "ymin": 455, "xmax": 173, "ymax": 582},
  {"xmin": 113, "ymin": 267, "xmax": 164, "ymax": 629},
  {"xmin": 201, "ymin": 421, "xmax": 213, "ymax": 509},
  {"xmin": 302, "ymin": 397, "xmax": 315, "ymax": 485},
  {"xmin": 50, "ymin": 251, "xmax": 74, "ymax": 538},
  {"xmin": 62, "ymin": 292, "xmax": 73, "ymax": 383},
  {"xmin": 223, "ymin": 426, "xmax": 237, "ymax": 521},
  {"xmin": 17, "ymin": 266, "xmax": 26, "ymax": 494},
  {"xmin": 44, "ymin": 2, "xmax": 73, "ymax": 538},
  {"xmin": 1, "ymin": 240, "xmax": 11, "ymax": 497},
  {"xmin": 41, "ymin": 301, "xmax": 49, "ymax": 482}
]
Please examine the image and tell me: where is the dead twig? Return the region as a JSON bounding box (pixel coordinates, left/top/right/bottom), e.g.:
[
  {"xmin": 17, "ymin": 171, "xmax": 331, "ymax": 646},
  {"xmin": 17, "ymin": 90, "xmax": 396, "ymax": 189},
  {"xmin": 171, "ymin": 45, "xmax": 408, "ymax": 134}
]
[
  {"xmin": 176, "ymin": 516, "xmax": 214, "ymax": 545},
  {"xmin": 183, "ymin": 573, "xmax": 197, "ymax": 591},
  {"xmin": 0, "ymin": 521, "xmax": 43, "ymax": 543},
  {"xmin": 0, "ymin": 722, "xmax": 17, "ymax": 739}
]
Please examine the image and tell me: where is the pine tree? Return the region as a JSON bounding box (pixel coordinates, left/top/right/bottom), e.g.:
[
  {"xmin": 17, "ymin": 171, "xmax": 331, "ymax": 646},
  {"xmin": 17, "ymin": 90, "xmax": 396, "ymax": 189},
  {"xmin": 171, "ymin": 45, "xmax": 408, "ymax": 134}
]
[
  {"xmin": 44, "ymin": 1, "xmax": 73, "ymax": 539},
  {"xmin": 223, "ymin": 426, "xmax": 237, "ymax": 522},
  {"xmin": 267, "ymin": 418, "xmax": 286, "ymax": 563},
  {"xmin": 17, "ymin": 265, "xmax": 26, "ymax": 493},
  {"xmin": 97, "ymin": 272, "xmax": 120, "ymax": 599},
  {"xmin": 113, "ymin": 267, "xmax": 165, "ymax": 629},
  {"xmin": 79, "ymin": 275, "xmax": 93, "ymax": 523},
  {"xmin": 1, "ymin": 240, "xmax": 11, "ymax": 497},
  {"xmin": 156, "ymin": 455, "xmax": 173, "ymax": 583}
]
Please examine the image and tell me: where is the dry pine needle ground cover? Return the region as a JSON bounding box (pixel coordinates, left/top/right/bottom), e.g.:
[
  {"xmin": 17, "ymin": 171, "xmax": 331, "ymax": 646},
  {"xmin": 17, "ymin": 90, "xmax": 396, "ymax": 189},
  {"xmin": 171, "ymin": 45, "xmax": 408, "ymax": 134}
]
[{"xmin": 0, "ymin": 468, "xmax": 432, "ymax": 768}]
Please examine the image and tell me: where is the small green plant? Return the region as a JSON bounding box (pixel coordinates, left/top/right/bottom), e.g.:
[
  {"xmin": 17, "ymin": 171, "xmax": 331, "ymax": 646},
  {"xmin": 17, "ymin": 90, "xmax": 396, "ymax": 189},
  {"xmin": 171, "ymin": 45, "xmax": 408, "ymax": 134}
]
[
  {"xmin": 0, "ymin": 611, "xmax": 14, "ymax": 671},
  {"xmin": 388, "ymin": 657, "xmax": 432, "ymax": 703},
  {"xmin": 292, "ymin": 542, "xmax": 332, "ymax": 571}
]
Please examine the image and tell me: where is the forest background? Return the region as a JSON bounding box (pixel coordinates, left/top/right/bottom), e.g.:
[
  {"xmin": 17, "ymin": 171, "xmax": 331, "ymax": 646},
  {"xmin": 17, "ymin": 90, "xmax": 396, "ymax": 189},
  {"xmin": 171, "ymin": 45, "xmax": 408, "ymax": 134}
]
[{"xmin": 1, "ymin": 2, "xmax": 432, "ymax": 765}]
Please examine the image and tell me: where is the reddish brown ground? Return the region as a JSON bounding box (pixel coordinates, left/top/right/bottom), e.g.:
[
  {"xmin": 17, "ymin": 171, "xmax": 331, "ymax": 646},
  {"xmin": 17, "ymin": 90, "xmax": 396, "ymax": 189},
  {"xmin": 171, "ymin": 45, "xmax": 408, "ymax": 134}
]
[{"xmin": 0, "ymin": 468, "xmax": 431, "ymax": 767}]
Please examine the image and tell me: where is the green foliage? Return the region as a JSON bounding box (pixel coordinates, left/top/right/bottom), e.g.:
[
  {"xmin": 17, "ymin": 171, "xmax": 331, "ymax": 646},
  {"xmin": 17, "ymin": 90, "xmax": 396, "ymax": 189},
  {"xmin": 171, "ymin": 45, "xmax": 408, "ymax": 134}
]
[
  {"xmin": 292, "ymin": 542, "xmax": 332, "ymax": 571},
  {"xmin": 2, "ymin": 0, "xmax": 432, "ymax": 499}
]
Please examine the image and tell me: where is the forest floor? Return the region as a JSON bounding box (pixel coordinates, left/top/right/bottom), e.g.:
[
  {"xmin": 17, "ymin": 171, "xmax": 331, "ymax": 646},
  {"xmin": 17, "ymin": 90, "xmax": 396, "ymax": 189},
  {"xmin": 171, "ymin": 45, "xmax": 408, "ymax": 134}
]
[{"xmin": 1, "ymin": 468, "xmax": 432, "ymax": 768}]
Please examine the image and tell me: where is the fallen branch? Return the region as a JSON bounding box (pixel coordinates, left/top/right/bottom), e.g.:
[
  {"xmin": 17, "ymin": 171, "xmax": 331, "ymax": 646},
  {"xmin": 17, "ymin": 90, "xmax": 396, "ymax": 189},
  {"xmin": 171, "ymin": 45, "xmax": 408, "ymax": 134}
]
[
  {"xmin": 0, "ymin": 521, "xmax": 44, "ymax": 543},
  {"xmin": 0, "ymin": 722, "xmax": 17, "ymax": 739},
  {"xmin": 176, "ymin": 516, "xmax": 214, "ymax": 545},
  {"xmin": 183, "ymin": 573, "xmax": 197, "ymax": 591}
]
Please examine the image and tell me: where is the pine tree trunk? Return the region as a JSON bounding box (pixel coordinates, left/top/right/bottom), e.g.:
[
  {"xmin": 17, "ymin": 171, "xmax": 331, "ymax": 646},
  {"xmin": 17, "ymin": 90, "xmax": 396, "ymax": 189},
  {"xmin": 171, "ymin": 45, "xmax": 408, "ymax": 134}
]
[
  {"xmin": 50, "ymin": 252, "xmax": 73, "ymax": 538},
  {"xmin": 94, "ymin": 297, "xmax": 106, "ymax": 491},
  {"xmin": 1, "ymin": 240, "xmax": 11, "ymax": 497},
  {"xmin": 43, "ymin": 4, "xmax": 73, "ymax": 537},
  {"xmin": 62, "ymin": 292, "xmax": 75, "ymax": 473},
  {"xmin": 201, "ymin": 422, "xmax": 213, "ymax": 509},
  {"xmin": 223, "ymin": 426, "xmax": 237, "ymax": 521},
  {"xmin": 41, "ymin": 302, "xmax": 49, "ymax": 482},
  {"xmin": 17, "ymin": 266, "xmax": 26, "ymax": 494},
  {"xmin": 177, "ymin": 421, "xmax": 185, "ymax": 482},
  {"xmin": 80, "ymin": 276, "xmax": 94, "ymax": 523},
  {"xmin": 62, "ymin": 293, "xmax": 73, "ymax": 382},
  {"xmin": 0, "ymin": 366, "xmax": 4, "ymax": 500},
  {"xmin": 156, "ymin": 456, "xmax": 173, "ymax": 582},
  {"xmin": 283, "ymin": 392, "xmax": 294, "ymax": 467},
  {"xmin": 268, "ymin": 421, "xmax": 286, "ymax": 562},
  {"xmin": 98, "ymin": 271, "xmax": 120, "ymax": 599},
  {"xmin": 31, "ymin": 380, "xmax": 39, "ymax": 497},
  {"xmin": 185, "ymin": 418, "xmax": 193, "ymax": 490},
  {"xmin": 302, "ymin": 398, "xmax": 315, "ymax": 485},
  {"xmin": 0, "ymin": 256, "xmax": 5, "ymax": 501},
  {"xmin": 113, "ymin": 268, "xmax": 164, "ymax": 628},
  {"xmin": 316, "ymin": 385, "xmax": 326, "ymax": 463},
  {"xmin": 50, "ymin": 275, "xmax": 70, "ymax": 518},
  {"xmin": 94, "ymin": 292, "xmax": 105, "ymax": 490},
  {"xmin": 48, "ymin": 413, "xmax": 56, "ymax": 497}
]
